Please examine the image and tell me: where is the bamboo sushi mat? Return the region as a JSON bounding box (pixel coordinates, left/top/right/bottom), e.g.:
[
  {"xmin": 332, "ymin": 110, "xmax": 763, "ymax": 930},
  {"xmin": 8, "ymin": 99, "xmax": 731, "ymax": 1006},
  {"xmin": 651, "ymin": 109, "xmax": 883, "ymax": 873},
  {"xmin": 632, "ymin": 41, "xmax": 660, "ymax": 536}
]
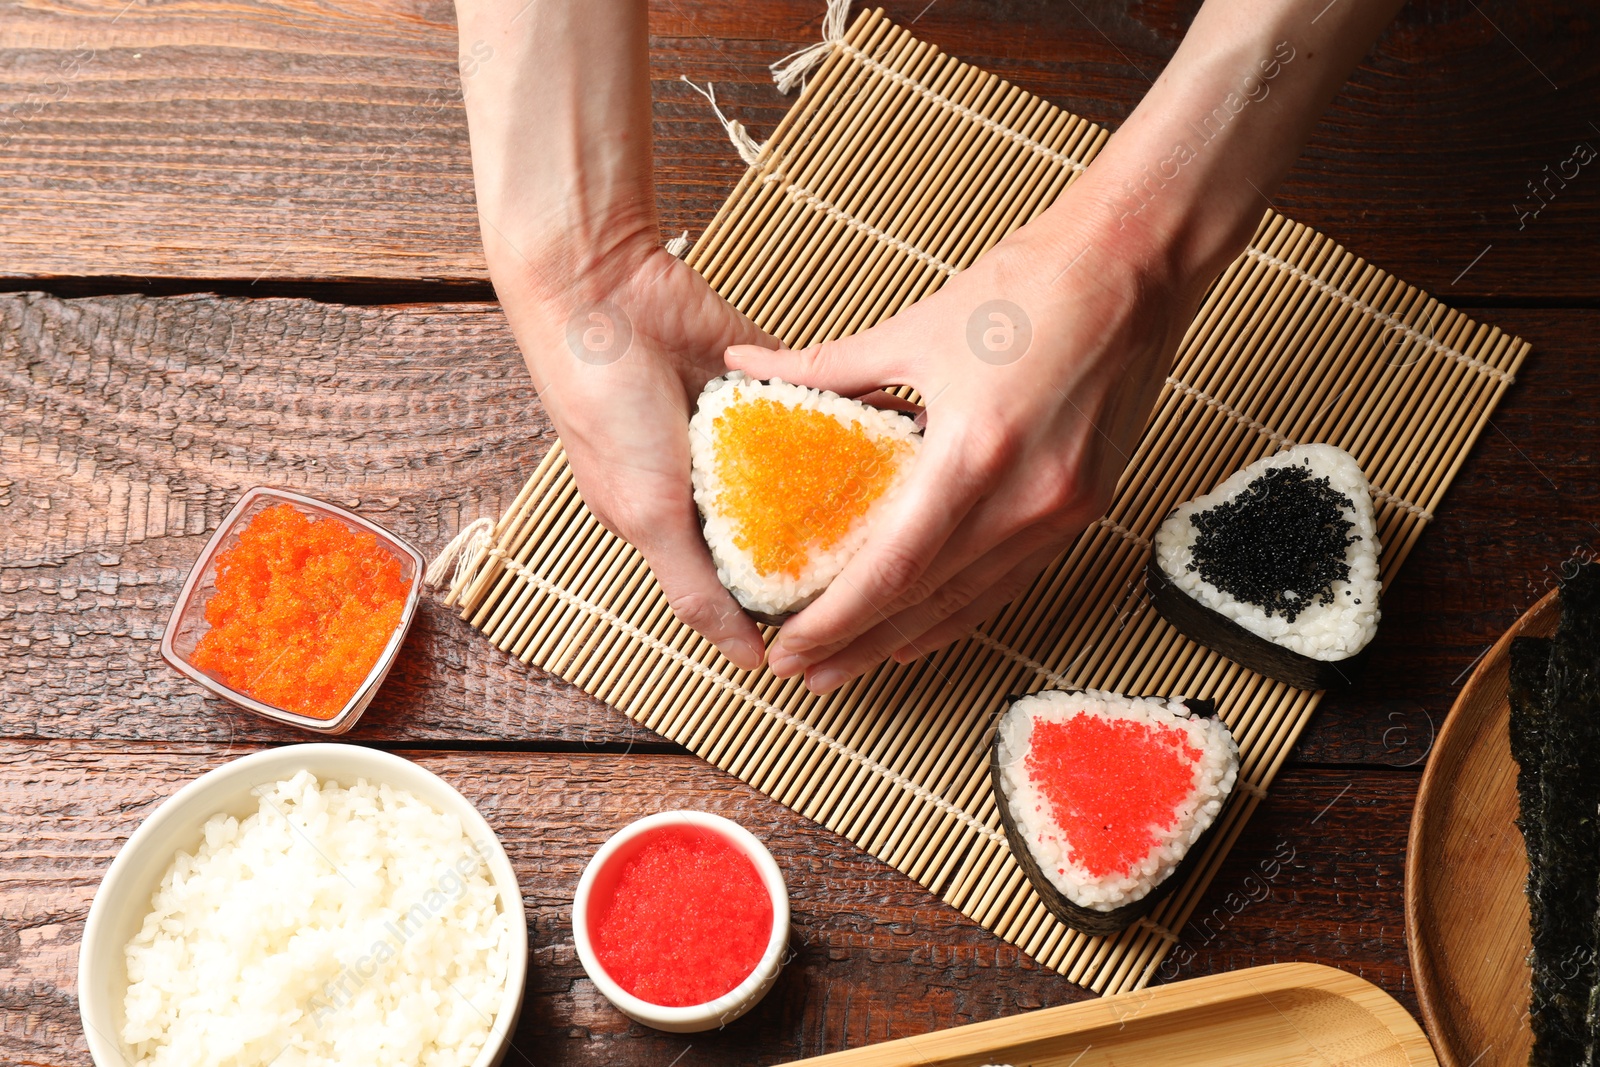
[{"xmin": 447, "ymin": 7, "xmax": 1531, "ymax": 994}]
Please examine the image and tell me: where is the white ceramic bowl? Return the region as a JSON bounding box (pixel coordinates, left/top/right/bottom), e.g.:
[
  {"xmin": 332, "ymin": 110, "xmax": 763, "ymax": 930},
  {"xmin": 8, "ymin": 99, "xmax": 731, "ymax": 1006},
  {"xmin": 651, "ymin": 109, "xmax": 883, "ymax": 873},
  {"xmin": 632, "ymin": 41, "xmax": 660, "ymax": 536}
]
[
  {"xmin": 572, "ymin": 810, "xmax": 789, "ymax": 1033},
  {"xmin": 78, "ymin": 744, "xmax": 528, "ymax": 1067}
]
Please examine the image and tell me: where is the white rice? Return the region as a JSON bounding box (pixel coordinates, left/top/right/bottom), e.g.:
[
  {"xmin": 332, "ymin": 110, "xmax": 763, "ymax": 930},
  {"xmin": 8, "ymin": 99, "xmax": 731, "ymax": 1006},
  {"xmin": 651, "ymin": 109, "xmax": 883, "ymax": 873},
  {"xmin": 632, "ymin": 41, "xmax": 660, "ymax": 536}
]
[
  {"xmin": 121, "ymin": 771, "xmax": 512, "ymax": 1067},
  {"xmin": 689, "ymin": 372, "xmax": 921, "ymax": 617},
  {"xmin": 995, "ymin": 690, "xmax": 1238, "ymax": 911},
  {"xmin": 1153, "ymin": 443, "xmax": 1381, "ymax": 661}
]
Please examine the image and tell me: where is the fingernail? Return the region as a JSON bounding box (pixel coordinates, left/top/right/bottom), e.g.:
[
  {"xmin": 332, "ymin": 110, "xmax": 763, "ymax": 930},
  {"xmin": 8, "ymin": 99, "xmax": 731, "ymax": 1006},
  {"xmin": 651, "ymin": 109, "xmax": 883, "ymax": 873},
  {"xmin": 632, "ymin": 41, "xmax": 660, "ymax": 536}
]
[
  {"xmin": 775, "ymin": 631, "xmax": 816, "ymax": 654},
  {"xmin": 806, "ymin": 667, "xmax": 850, "ymax": 695},
  {"xmin": 891, "ymin": 647, "xmax": 916, "ymax": 664},
  {"xmin": 717, "ymin": 637, "xmax": 764, "ymax": 671},
  {"xmin": 768, "ymin": 649, "xmax": 804, "ymax": 677}
]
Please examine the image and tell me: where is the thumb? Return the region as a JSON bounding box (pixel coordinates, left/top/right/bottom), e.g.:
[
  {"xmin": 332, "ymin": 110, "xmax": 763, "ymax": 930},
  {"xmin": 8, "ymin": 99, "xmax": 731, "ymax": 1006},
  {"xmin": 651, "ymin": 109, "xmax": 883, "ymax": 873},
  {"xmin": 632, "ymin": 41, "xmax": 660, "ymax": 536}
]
[
  {"xmin": 727, "ymin": 330, "xmax": 913, "ymax": 398},
  {"xmin": 723, "ymin": 306, "xmax": 781, "ymax": 353}
]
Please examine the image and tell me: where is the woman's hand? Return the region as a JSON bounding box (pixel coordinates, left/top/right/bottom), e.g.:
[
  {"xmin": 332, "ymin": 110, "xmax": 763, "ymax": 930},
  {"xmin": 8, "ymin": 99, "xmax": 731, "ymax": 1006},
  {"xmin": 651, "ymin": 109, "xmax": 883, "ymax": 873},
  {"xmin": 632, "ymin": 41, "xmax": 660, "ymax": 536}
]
[
  {"xmin": 728, "ymin": 204, "xmax": 1194, "ymax": 692},
  {"xmin": 491, "ymin": 238, "xmax": 776, "ymax": 671},
  {"xmin": 728, "ymin": 0, "xmax": 1406, "ymax": 692},
  {"xmin": 456, "ymin": 0, "xmax": 773, "ymax": 668},
  {"xmin": 455, "ymin": 0, "xmax": 1404, "ymax": 681}
]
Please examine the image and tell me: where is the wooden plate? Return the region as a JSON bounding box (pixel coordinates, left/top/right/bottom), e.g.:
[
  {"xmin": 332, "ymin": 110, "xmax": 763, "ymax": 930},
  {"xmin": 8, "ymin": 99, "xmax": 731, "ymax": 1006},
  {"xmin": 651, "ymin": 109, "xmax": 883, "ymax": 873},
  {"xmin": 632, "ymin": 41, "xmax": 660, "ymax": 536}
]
[
  {"xmin": 785, "ymin": 962, "xmax": 1436, "ymax": 1066},
  {"xmin": 1407, "ymin": 589, "xmax": 1557, "ymax": 1067}
]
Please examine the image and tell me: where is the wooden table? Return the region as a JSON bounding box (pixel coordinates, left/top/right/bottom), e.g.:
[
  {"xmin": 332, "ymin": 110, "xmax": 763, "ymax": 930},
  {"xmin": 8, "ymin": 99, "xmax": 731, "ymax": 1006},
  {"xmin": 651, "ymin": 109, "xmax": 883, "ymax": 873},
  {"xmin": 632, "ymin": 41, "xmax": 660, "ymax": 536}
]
[{"xmin": 3, "ymin": 1, "xmax": 1596, "ymax": 1063}]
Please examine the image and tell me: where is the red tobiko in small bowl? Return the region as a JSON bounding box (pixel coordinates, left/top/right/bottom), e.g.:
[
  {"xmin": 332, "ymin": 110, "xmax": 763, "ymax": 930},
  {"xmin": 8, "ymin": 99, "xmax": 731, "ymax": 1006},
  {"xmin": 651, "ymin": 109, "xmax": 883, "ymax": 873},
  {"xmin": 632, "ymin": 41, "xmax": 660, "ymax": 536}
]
[{"xmin": 572, "ymin": 811, "xmax": 790, "ymax": 1032}]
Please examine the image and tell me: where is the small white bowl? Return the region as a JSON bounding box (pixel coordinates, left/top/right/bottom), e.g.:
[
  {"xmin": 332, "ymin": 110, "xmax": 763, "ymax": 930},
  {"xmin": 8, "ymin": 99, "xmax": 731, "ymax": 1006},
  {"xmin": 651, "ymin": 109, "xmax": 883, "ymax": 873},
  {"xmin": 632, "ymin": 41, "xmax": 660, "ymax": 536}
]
[
  {"xmin": 572, "ymin": 811, "xmax": 789, "ymax": 1033},
  {"xmin": 78, "ymin": 744, "xmax": 528, "ymax": 1067}
]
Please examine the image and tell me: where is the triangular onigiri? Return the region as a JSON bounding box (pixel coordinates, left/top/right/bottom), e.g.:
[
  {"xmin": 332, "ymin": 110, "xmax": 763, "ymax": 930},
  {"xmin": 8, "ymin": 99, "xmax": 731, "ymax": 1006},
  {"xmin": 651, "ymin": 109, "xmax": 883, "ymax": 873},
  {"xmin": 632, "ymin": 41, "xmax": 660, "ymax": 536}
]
[
  {"xmin": 1148, "ymin": 444, "xmax": 1382, "ymax": 689},
  {"xmin": 990, "ymin": 689, "xmax": 1239, "ymax": 936},
  {"xmin": 689, "ymin": 373, "xmax": 920, "ymax": 623}
]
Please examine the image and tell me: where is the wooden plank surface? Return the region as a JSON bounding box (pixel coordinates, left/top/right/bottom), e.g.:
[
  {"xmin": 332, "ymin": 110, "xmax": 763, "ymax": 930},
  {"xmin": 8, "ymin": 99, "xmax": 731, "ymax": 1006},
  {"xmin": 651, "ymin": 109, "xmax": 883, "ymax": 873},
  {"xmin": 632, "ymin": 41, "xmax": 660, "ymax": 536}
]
[
  {"xmin": 4, "ymin": 0, "xmax": 1597, "ymax": 1061},
  {"xmin": 2, "ymin": 294, "xmax": 1591, "ymax": 1061},
  {"xmin": 5, "ymin": 295, "xmax": 1594, "ymax": 751},
  {"xmin": 0, "ymin": 0, "xmax": 1595, "ymax": 299},
  {"xmin": 0, "ymin": 745, "xmax": 1414, "ymax": 1066}
]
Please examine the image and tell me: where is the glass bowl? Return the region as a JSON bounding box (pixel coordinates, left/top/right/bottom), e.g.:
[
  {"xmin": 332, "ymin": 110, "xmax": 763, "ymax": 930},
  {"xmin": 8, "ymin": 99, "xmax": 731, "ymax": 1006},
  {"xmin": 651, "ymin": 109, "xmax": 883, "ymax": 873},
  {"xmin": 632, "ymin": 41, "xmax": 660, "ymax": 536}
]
[{"xmin": 160, "ymin": 486, "xmax": 425, "ymax": 734}]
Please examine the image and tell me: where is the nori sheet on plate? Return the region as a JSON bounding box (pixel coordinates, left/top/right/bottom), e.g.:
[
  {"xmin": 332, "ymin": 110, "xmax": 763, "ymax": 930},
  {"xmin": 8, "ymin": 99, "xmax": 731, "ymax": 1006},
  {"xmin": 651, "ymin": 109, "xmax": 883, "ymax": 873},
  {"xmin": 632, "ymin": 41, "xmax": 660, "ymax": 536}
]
[
  {"xmin": 1524, "ymin": 563, "xmax": 1600, "ymax": 1067},
  {"xmin": 1510, "ymin": 636, "xmax": 1553, "ymax": 870},
  {"xmin": 1509, "ymin": 635, "xmax": 1555, "ymax": 1062}
]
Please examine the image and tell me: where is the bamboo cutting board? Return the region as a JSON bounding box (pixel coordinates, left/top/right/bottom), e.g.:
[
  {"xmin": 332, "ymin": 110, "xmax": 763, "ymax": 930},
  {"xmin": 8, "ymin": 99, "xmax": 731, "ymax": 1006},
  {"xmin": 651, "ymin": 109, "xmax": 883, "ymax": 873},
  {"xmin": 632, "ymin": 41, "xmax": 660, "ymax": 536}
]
[
  {"xmin": 1406, "ymin": 591, "xmax": 1553, "ymax": 1067},
  {"xmin": 783, "ymin": 962, "xmax": 1438, "ymax": 1066}
]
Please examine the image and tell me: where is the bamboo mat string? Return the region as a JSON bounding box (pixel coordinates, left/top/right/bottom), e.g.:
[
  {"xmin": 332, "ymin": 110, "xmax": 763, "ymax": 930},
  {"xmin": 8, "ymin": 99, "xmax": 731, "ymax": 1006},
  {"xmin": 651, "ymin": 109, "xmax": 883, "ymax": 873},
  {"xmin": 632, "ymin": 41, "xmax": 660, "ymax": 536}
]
[
  {"xmin": 770, "ymin": 0, "xmax": 854, "ymax": 93},
  {"xmin": 1242, "ymin": 247, "xmax": 1515, "ymax": 385},
  {"xmin": 753, "ymin": 170, "xmax": 1500, "ymax": 392},
  {"xmin": 965, "ymin": 630, "xmax": 1080, "ymax": 690},
  {"xmin": 766, "ymin": 171, "xmax": 963, "ymax": 276},
  {"xmin": 833, "ymin": 39, "xmax": 1091, "ymax": 178},
  {"xmin": 1162, "ymin": 376, "xmax": 1435, "ymax": 522},
  {"xmin": 1095, "ymin": 516, "xmax": 1153, "ymax": 549},
  {"xmin": 424, "ymin": 516, "xmax": 495, "ymax": 591},
  {"xmin": 680, "ymin": 76, "xmax": 767, "ymax": 165},
  {"xmin": 452, "ymin": 7, "xmax": 1532, "ymax": 995}
]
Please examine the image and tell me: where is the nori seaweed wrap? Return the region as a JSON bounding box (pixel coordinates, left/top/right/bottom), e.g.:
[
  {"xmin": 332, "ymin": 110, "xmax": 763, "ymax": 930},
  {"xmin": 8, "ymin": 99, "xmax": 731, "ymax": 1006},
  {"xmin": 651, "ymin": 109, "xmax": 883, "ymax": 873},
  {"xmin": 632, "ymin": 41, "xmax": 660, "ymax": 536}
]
[{"xmin": 1513, "ymin": 563, "xmax": 1600, "ymax": 1067}]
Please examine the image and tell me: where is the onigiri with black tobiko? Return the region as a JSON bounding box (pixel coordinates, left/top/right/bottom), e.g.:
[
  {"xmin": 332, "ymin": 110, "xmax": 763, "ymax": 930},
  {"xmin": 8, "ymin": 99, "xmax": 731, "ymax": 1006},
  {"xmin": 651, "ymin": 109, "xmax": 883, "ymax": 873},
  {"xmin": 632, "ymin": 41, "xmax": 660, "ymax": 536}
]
[{"xmin": 1147, "ymin": 443, "xmax": 1382, "ymax": 689}]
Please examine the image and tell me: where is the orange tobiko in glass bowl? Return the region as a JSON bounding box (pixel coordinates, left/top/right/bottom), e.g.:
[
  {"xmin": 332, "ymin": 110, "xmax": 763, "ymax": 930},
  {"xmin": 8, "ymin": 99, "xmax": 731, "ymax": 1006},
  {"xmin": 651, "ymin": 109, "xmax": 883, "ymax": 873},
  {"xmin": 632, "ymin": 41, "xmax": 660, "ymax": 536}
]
[{"xmin": 161, "ymin": 487, "xmax": 424, "ymax": 733}]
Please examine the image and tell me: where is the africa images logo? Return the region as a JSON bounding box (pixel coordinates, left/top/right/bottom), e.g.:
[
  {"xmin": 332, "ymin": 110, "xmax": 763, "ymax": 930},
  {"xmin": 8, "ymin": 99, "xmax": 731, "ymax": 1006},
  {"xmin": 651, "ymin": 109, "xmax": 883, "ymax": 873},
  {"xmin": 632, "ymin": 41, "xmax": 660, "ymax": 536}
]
[
  {"xmin": 565, "ymin": 302, "xmax": 633, "ymax": 366},
  {"xmin": 966, "ymin": 299, "xmax": 1034, "ymax": 366},
  {"xmin": 1116, "ymin": 41, "xmax": 1296, "ymax": 229}
]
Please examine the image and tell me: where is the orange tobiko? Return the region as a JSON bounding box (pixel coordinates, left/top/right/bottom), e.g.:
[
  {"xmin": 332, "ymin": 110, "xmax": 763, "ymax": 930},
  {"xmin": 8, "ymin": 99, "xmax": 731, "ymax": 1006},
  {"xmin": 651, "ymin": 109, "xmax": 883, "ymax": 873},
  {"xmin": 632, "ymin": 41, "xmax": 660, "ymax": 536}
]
[
  {"xmin": 711, "ymin": 397, "xmax": 909, "ymax": 578},
  {"xmin": 190, "ymin": 504, "xmax": 409, "ymax": 718}
]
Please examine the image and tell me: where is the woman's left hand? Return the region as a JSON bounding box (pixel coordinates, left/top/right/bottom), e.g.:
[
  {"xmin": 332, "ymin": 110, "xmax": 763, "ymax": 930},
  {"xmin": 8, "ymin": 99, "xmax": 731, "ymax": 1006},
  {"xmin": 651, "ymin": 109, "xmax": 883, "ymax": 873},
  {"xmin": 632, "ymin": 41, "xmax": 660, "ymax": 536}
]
[{"xmin": 727, "ymin": 210, "xmax": 1201, "ymax": 693}]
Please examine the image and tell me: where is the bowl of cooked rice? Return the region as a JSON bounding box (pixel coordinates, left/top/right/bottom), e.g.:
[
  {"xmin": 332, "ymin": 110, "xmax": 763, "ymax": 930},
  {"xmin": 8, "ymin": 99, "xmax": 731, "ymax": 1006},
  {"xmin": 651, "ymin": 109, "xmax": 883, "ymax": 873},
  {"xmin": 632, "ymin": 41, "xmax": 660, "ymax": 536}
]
[{"xmin": 77, "ymin": 744, "xmax": 528, "ymax": 1067}]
